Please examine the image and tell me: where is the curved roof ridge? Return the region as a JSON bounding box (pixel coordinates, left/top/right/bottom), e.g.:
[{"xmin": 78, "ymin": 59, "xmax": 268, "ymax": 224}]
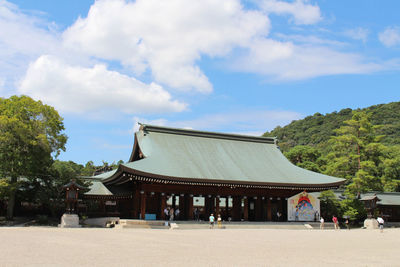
[{"xmin": 139, "ymin": 123, "xmax": 276, "ymax": 144}]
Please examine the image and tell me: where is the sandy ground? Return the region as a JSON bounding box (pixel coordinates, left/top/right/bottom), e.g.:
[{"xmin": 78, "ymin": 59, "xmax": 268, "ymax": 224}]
[{"xmin": 0, "ymin": 227, "xmax": 398, "ymax": 267}]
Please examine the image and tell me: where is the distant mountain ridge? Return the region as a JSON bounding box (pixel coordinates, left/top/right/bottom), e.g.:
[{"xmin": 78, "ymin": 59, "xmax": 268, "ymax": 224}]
[{"xmin": 263, "ymin": 101, "xmax": 400, "ymax": 152}]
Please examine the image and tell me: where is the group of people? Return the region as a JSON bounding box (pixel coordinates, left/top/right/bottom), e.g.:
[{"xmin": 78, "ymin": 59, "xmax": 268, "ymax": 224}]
[
  {"xmin": 163, "ymin": 207, "xmax": 180, "ymax": 221},
  {"xmin": 319, "ymin": 215, "xmax": 385, "ymax": 231},
  {"xmin": 209, "ymin": 214, "xmax": 222, "ymax": 228},
  {"xmin": 319, "ymin": 216, "xmax": 343, "ymax": 230}
]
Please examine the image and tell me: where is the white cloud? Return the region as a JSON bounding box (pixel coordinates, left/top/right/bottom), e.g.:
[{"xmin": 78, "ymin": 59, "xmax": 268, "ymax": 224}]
[
  {"xmin": 62, "ymin": 0, "xmax": 270, "ymax": 93},
  {"xmin": 379, "ymin": 26, "xmax": 400, "ymax": 47},
  {"xmin": 276, "ymin": 33, "xmax": 346, "ymax": 47},
  {"xmin": 343, "ymin": 27, "xmax": 369, "ymax": 43},
  {"xmin": 0, "ymin": 1, "xmax": 59, "ymax": 89},
  {"xmin": 132, "ymin": 109, "xmax": 302, "ymax": 135},
  {"xmin": 233, "ymin": 38, "xmax": 381, "ymax": 80},
  {"xmin": 18, "ymin": 55, "xmax": 186, "ymax": 115},
  {"xmin": 259, "ymin": 0, "xmax": 321, "ymax": 25},
  {"xmin": 0, "ymin": 0, "xmax": 393, "ymax": 110}
]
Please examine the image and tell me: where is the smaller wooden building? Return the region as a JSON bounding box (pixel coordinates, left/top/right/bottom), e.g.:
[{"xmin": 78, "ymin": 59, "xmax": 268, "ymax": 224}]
[{"xmin": 360, "ymin": 192, "xmax": 400, "ymax": 222}]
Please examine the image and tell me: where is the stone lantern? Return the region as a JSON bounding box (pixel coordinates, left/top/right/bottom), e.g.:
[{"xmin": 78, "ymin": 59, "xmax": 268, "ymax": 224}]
[
  {"xmin": 360, "ymin": 194, "xmax": 380, "ymax": 218},
  {"xmin": 360, "ymin": 194, "xmax": 381, "ymax": 229}
]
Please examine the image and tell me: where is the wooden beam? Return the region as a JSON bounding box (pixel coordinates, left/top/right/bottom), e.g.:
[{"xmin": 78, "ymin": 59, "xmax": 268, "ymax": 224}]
[{"xmin": 140, "ymin": 183, "xmax": 303, "ymax": 198}]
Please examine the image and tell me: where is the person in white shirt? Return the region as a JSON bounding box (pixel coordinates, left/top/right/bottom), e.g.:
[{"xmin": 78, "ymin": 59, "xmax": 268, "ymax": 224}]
[
  {"xmin": 377, "ymin": 217, "xmax": 384, "ymax": 232},
  {"xmin": 320, "ymin": 217, "xmax": 324, "ymax": 230}
]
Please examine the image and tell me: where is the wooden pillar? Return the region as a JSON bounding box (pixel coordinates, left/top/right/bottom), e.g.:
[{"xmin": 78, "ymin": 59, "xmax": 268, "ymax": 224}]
[
  {"xmin": 186, "ymin": 195, "xmax": 194, "ymax": 220},
  {"xmin": 205, "ymin": 195, "xmax": 215, "ymax": 216},
  {"xmin": 160, "ymin": 193, "xmax": 167, "ymax": 220},
  {"xmin": 255, "ymin": 197, "xmax": 263, "ymax": 221},
  {"xmin": 211, "ymin": 196, "xmax": 216, "ymax": 215},
  {"xmin": 204, "ymin": 196, "xmax": 210, "ymax": 216},
  {"xmin": 133, "ymin": 187, "xmax": 140, "ymax": 219},
  {"xmin": 243, "ymin": 197, "xmax": 249, "ymax": 221},
  {"xmin": 267, "ymin": 198, "xmax": 272, "ymax": 221},
  {"xmin": 101, "ymin": 199, "xmax": 107, "ymax": 217},
  {"xmin": 277, "ymin": 197, "xmax": 282, "ymax": 221},
  {"xmin": 172, "ymin": 195, "xmax": 176, "ymax": 209},
  {"xmin": 215, "ymin": 196, "xmax": 220, "ymax": 216},
  {"xmin": 226, "ymin": 196, "xmax": 230, "ymax": 219},
  {"xmin": 278, "ymin": 198, "xmax": 284, "ymax": 221},
  {"xmin": 263, "ymin": 197, "xmax": 267, "ymax": 221},
  {"xmin": 140, "ymin": 191, "xmax": 146, "ymax": 220},
  {"xmin": 179, "ymin": 195, "xmax": 185, "ymax": 220},
  {"xmin": 232, "ymin": 196, "xmax": 241, "ymax": 221}
]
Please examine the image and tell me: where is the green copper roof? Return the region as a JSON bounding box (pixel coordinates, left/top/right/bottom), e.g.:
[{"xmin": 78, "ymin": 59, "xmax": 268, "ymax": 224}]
[
  {"xmin": 93, "ymin": 169, "xmax": 117, "ymax": 180},
  {"xmin": 108, "ymin": 124, "xmax": 345, "ymax": 187},
  {"xmin": 361, "ymin": 192, "xmax": 400, "ymax": 206},
  {"xmin": 85, "ymin": 179, "xmax": 113, "ymax": 195}
]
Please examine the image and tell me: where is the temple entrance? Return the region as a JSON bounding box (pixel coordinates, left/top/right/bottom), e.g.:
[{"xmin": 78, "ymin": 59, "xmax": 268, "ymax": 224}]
[{"xmin": 193, "ymin": 196, "xmax": 205, "ymax": 220}]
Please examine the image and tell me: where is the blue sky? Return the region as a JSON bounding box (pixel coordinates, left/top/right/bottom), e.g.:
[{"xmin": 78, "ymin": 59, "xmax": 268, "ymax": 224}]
[{"xmin": 1, "ymin": 0, "xmax": 399, "ymax": 165}]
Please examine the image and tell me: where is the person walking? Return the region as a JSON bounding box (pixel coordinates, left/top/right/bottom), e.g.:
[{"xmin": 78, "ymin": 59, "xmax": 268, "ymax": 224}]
[
  {"xmin": 169, "ymin": 208, "xmax": 174, "ymax": 221},
  {"xmin": 332, "ymin": 216, "xmax": 339, "ymax": 230},
  {"xmin": 217, "ymin": 214, "xmax": 222, "ymax": 228},
  {"xmin": 163, "ymin": 207, "xmax": 169, "ymax": 220},
  {"xmin": 377, "ymin": 217, "xmax": 384, "ymax": 232},
  {"xmin": 209, "ymin": 213, "xmax": 215, "ymax": 229},
  {"xmin": 320, "ymin": 217, "xmax": 324, "ymax": 230},
  {"xmin": 277, "ymin": 211, "xmax": 281, "ymax": 221},
  {"xmin": 345, "ymin": 219, "xmax": 350, "ymax": 230}
]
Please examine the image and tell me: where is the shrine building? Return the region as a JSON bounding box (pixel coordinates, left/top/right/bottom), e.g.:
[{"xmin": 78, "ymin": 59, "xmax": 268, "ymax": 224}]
[{"xmin": 84, "ymin": 124, "xmax": 345, "ymax": 221}]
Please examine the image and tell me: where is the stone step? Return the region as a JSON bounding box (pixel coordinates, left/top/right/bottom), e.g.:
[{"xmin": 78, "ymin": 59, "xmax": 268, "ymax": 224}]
[
  {"xmin": 116, "ymin": 220, "xmax": 341, "ymax": 230},
  {"xmin": 119, "ymin": 219, "xmax": 169, "ymax": 229},
  {"xmin": 307, "ymin": 222, "xmax": 338, "ymax": 229},
  {"xmin": 174, "ymin": 222, "xmax": 307, "ymax": 230},
  {"xmin": 119, "ymin": 219, "xmax": 166, "ymax": 226}
]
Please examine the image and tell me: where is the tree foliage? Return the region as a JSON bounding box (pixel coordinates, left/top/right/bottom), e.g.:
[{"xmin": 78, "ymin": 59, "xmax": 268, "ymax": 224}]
[
  {"xmin": 0, "ymin": 95, "xmax": 67, "ymax": 219},
  {"xmin": 284, "ymin": 145, "xmax": 325, "ymax": 172},
  {"xmin": 324, "ymin": 111, "xmax": 392, "ymax": 196},
  {"xmin": 318, "ymin": 190, "xmax": 340, "ymax": 219},
  {"xmin": 281, "ymin": 108, "xmax": 400, "ymax": 222},
  {"xmin": 264, "ymin": 101, "xmax": 400, "ymax": 151}
]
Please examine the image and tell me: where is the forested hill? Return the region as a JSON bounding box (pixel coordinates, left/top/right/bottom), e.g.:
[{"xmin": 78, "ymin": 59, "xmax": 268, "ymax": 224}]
[{"xmin": 263, "ymin": 101, "xmax": 400, "ymax": 152}]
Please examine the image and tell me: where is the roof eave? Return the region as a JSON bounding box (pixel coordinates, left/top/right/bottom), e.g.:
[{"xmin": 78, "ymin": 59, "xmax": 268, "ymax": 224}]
[{"xmin": 104, "ymin": 164, "xmax": 345, "ymax": 190}]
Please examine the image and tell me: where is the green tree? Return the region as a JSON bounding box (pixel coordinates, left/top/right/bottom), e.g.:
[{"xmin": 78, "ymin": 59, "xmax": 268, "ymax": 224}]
[
  {"xmin": 284, "ymin": 145, "xmax": 325, "ymax": 172},
  {"xmin": 339, "ymin": 197, "xmax": 366, "ymax": 222},
  {"xmin": 30, "ymin": 161, "xmax": 89, "ymax": 217},
  {"xmin": 324, "ymin": 111, "xmax": 386, "ymax": 196},
  {"xmin": 0, "ymin": 95, "xmax": 67, "ymax": 219},
  {"xmin": 81, "ymin": 161, "xmax": 97, "ymax": 176},
  {"xmin": 381, "ymin": 146, "xmax": 400, "ymax": 192},
  {"xmin": 0, "ymin": 178, "xmax": 11, "ymax": 199},
  {"xmin": 319, "ymin": 190, "xmax": 341, "ymax": 219}
]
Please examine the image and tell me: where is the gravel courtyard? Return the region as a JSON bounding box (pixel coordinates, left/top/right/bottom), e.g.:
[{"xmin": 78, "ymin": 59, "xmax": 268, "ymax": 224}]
[{"xmin": 0, "ymin": 227, "xmax": 398, "ymax": 266}]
